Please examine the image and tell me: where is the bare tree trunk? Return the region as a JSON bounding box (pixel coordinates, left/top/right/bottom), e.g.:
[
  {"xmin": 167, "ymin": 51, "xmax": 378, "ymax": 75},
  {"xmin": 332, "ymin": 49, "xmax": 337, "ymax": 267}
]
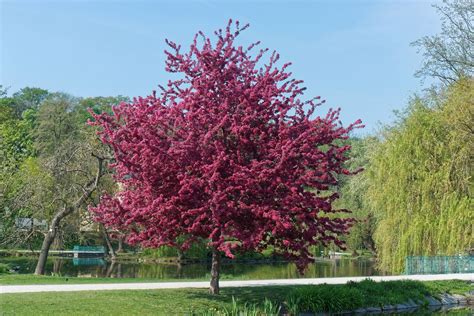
[
  {"xmin": 116, "ymin": 234, "xmax": 124, "ymax": 253},
  {"xmin": 51, "ymin": 229, "xmax": 64, "ymax": 250},
  {"xmin": 177, "ymin": 248, "xmax": 184, "ymax": 262},
  {"xmin": 101, "ymin": 224, "xmax": 116, "ymax": 260},
  {"xmin": 117, "ymin": 263, "xmax": 122, "ymax": 278},
  {"xmin": 209, "ymin": 249, "xmax": 221, "ymax": 295},
  {"xmin": 35, "ymin": 207, "xmax": 70, "ymax": 275},
  {"xmin": 34, "ymin": 156, "xmax": 104, "ymax": 275},
  {"xmin": 177, "ymin": 262, "xmax": 183, "ymax": 278},
  {"xmin": 106, "ymin": 260, "xmax": 116, "ymax": 278},
  {"xmin": 53, "ymin": 258, "xmax": 63, "ymax": 274},
  {"xmin": 35, "ymin": 233, "xmax": 54, "ymax": 275}
]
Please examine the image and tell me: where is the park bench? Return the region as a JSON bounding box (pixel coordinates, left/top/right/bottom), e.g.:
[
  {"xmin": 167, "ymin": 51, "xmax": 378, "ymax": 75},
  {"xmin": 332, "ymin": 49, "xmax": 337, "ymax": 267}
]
[{"xmin": 72, "ymin": 245, "xmax": 106, "ymax": 258}]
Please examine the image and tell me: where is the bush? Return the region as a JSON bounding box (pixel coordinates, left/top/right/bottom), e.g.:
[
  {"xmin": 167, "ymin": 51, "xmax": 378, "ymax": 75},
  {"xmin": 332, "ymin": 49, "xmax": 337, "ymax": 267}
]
[
  {"xmin": 141, "ymin": 241, "xmax": 209, "ymax": 259},
  {"xmin": 0, "ymin": 263, "xmax": 10, "ymax": 274},
  {"xmin": 284, "ymin": 279, "xmax": 462, "ymax": 314},
  {"xmin": 222, "ymin": 297, "xmax": 281, "ymax": 316},
  {"xmin": 287, "ymin": 283, "xmax": 364, "ymax": 313}
]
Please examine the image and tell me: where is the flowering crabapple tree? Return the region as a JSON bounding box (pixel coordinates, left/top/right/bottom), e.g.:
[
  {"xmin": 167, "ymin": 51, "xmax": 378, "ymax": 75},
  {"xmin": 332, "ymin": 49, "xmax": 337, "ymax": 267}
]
[{"xmin": 89, "ymin": 20, "xmax": 362, "ymax": 294}]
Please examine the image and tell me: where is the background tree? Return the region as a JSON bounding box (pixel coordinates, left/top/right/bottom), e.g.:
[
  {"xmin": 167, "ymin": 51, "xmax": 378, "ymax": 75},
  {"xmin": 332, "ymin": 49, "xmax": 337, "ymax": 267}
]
[
  {"xmin": 0, "ymin": 88, "xmax": 44, "ymax": 248},
  {"xmin": 412, "ymin": 0, "xmax": 473, "ymax": 84},
  {"xmin": 90, "ymin": 20, "xmax": 362, "ymax": 294},
  {"xmin": 336, "ymin": 137, "xmax": 378, "ymax": 255},
  {"xmin": 10, "ymin": 87, "xmax": 49, "ymax": 118},
  {"xmin": 1, "ymin": 91, "xmax": 127, "ymax": 253},
  {"xmin": 366, "ymin": 79, "xmax": 473, "ymax": 273},
  {"xmin": 32, "ymin": 94, "xmax": 121, "ymax": 274}
]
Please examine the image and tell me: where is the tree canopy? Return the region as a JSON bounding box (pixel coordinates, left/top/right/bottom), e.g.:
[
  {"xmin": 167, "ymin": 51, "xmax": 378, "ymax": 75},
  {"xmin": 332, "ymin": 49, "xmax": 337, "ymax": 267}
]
[
  {"xmin": 412, "ymin": 0, "xmax": 473, "ymax": 84},
  {"xmin": 367, "ymin": 79, "xmax": 473, "ymax": 273}
]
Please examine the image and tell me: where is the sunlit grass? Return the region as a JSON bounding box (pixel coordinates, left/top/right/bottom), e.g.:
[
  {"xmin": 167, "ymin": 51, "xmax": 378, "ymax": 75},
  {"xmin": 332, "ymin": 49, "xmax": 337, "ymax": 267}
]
[{"xmin": 0, "ymin": 279, "xmax": 471, "ymax": 315}]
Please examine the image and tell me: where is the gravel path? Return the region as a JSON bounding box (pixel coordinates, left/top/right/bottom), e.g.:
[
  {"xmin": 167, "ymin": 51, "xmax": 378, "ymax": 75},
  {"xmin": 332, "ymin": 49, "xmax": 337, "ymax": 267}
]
[{"xmin": 1, "ymin": 273, "xmax": 472, "ymax": 294}]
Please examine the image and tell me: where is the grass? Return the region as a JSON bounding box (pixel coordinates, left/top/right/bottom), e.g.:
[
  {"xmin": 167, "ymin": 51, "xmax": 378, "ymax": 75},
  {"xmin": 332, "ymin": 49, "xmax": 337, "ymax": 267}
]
[
  {"xmin": 0, "ymin": 274, "xmax": 220, "ymax": 285},
  {"xmin": 0, "ymin": 279, "xmax": 471, "ymax": 315},
  {"xmin": 0, "ymin": 286, "xmax": 289, "ymax": 315},
  {"xmin": 285, "ymin": 279, "xmax": 472, "ymax": 314},
  {"xmin": 0, "ymin": 273, "xmax": 258, "ymax": 285}
]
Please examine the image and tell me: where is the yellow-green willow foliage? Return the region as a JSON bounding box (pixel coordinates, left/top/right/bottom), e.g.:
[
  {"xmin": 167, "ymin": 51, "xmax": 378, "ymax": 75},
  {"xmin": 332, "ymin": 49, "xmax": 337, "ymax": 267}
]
[{"xmin": 367, "ymin": 79, "xmax": 473, "ymax": 273}]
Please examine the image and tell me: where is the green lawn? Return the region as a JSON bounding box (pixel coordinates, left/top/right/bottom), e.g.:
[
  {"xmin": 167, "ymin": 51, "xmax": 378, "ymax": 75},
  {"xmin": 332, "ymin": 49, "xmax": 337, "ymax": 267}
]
[
  {"xmin": 0, "ymin": 274, "xmax": 258, "ymax": 285},
  {"xmin": 0, "ymin": 274, "xmax": 203, "ymax": 285},
  {"xmin": 0, "ymin": 279, "xmax": 471, "ymax": 315},
  {"xmin": 1, "ymin": 287, "xmax": 288, "ymax": 315}
]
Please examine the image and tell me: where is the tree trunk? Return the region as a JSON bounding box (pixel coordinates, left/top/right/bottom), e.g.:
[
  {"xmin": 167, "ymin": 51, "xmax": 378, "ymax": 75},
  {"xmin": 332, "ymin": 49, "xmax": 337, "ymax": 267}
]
[
  {"xmin": 35, "ymin": 208, "xmax": 69, "ymax": 275},
  {"xmin": 106, "ymin": 260, "xmax": 116, "ymax": 278},
  {"xmin": 53, "ymin": 258, "xmax": 63, "ymax": 274},
  {"xmin": 101, "ymin": 224, "xmax": 116, "ymax": 260},
  {"xmin": 177, "ymin": 248, "xmax": 184, "ymax": 262},
  {"xmin": 34, "ymin": 230, "xmax": 55, "ymax": 275},
  {"xmin": 209, "ymin": 248, "xmax": 221, "ymax": 295},
  {"xmin": 117, "ymin": 263, "xmax": 122, "ymax": 278},
  {"xmin": 117, "ymin": 234, "xmax": 124, "ymax": 253},
  {"xmin": 51, "ymin": 229, "xmax": 64, "ymax": 250}
]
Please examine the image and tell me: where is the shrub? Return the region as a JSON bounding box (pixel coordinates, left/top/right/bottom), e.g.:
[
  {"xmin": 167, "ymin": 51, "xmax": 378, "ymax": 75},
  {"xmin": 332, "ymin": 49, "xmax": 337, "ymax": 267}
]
[
  {"xmin": 287, "ymin": 284, "xmax": 364, "ymax": 313},
  {"xmin": 0, "ymin": 263, "xmax": 10, "ymax": 274}
]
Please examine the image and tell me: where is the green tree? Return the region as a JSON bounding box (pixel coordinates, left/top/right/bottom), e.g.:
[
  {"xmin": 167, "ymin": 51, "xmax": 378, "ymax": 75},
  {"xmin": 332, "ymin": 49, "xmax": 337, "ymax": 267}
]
[
  {"xmin": 0, "ymin": 87, "xmax": 43, "ymax": 248},
  {"xmin": 0, "ymin": 89, "xmax": 126, "ymax": 253},
  {"xmin": 0, "ymin": 109, "xmax": 37, "ymax": 171},
  {"xmin": 31, "ymin": 94, "xmax": 127, "ymax": 274},
  {"xmin": 11, "ymin": 87, "xmax": 49, "ymax": 118},
  {"xmin": 367, "ymin": 79, "xmax": 473, "ymax": 273},
  {"xmin": 412, "ymin": 0, "xmax": 473, "ymax": 84},
  {"xmin": 337, "ymin": 137, "xmax": 378, "ymax": 255}
]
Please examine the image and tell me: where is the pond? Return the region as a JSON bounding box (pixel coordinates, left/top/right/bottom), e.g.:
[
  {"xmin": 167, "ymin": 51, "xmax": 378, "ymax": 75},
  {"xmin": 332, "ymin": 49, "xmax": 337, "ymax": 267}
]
[{"xmin": 0, "ymin": 257, "xmax": 382, "ymax": 279}]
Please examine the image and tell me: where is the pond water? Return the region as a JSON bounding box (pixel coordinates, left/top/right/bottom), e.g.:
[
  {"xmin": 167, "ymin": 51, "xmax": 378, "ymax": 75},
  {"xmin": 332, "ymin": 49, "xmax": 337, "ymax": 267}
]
[{"xmin": 0, "ymin": 257, "xmax": 382, "ymax": 279}]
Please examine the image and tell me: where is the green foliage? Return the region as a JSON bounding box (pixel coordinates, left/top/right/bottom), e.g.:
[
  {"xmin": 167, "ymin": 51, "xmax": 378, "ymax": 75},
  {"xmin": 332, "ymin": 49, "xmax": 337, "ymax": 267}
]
[
  {"xmin": 423, "ymin": 279, "xmax": 473, "ymax": 296},
  {"xmin": 0, "ymin": 109, "xmax": 37, "ymax": 171},
  {"xmin": 0, "ymin": 89, "xmax": 43, "ymax": 248},
  {"xmin": 11, "ymin": 87, "xmax": 49, "ymax": 118},
  {"xmin": 367, "ymin": 79, "xmax": 474, "ymax": 273},
  {"xmin": 142, "ymin": 240, "xmax": 209, "ymax": 259},
  {"xmin": 285, "ymin": 279, "xmax": 471, "ymax": 314},
  {"xmin": 0, "ymin": 263, "xmax": 10, "ymax": 274},
  {"xmin": 141, "ymin": 242, "xmax": 279, "ymax": 260},
  {"xmin": 193, "ymin": 296, "xmax": 281, "ymax": 316},
  {"xmin": 0, "ymin": 87, "xmax": 126, "ymax": 250},
  {"xmin": 77, "ymin": 96, "xmax": 129, "ymax": 123},
  {"xmin": 336, "ymin": 137, "xmax": 378, "ymax": 253},
  {"xmin": 287, "ymin": 282, "xmax": 364, "ymax": 313}
]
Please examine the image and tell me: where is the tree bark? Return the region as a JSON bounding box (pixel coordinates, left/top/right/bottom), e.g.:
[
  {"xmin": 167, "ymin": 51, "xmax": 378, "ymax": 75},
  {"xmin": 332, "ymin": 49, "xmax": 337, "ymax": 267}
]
[
  {"xmin": 53, "ymin": 258, "xmax": 63, "ymax": 274},
  {"xmin": 116, "ymin": 234, "xmax": 124, "ymax": 253},
  {"xmin": 34, "ymin": 156, "xmax": 104, "ymax": 275},
  {"xmin": 34, "ymin": 206, "xmax": 71, "ymax": 275},
  {"xmin": 209, "ymin": 248, "xmax": 221, "ymax": 295},
  {"xmin": 101, "ymin": 224, "xmax": 116, "ymax": 260},
  {"xmin": 106, "ymin": 260, "xmax": 116, "ymax": 278},
  {"xmin": 177, "ymin": 248, "xmax": 184, "ymax": 262}
]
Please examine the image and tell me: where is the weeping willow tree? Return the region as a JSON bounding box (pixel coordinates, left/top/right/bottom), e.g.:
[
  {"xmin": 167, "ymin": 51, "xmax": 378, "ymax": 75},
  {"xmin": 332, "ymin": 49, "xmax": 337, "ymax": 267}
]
[{"xmin": 367, "ymin": 78, "xmax": 473, "ymax": 273}]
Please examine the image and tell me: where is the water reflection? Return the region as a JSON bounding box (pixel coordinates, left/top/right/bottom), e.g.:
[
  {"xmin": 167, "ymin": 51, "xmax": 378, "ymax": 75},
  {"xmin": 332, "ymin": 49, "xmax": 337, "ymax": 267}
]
[{"xmin": 0, "ymin": 257, "xmax": 382, "ymax": 279}]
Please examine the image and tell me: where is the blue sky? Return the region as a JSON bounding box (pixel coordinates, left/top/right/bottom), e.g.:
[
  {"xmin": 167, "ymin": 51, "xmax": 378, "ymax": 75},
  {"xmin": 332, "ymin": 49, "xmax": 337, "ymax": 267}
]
[{"xmin": 1, "ymin": 0, "xmax": 441, "ymax": 133}]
